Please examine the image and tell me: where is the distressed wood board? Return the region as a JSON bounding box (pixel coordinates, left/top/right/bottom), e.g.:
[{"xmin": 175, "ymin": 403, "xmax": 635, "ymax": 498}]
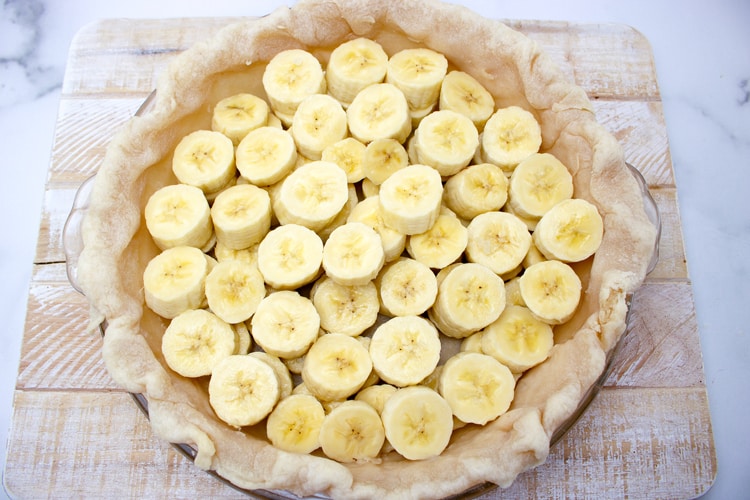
[{"xmin": 5, "ymin": 17, "xmax": 716, "ymax": 499}]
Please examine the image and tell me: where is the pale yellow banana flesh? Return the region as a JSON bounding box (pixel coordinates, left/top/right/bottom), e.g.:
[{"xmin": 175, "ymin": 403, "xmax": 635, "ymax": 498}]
[{"xmin": 141, "ymin": 39, "xmax": 614, "ymax": 465}]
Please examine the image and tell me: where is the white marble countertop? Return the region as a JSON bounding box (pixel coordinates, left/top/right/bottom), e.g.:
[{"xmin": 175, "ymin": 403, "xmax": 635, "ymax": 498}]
[{"xmin": 1, "ymin": 1, "xmax": 747, "ymax": 498}]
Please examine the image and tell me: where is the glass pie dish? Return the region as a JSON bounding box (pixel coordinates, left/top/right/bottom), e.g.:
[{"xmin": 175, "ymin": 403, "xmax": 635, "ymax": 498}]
[
  {"xmin": 62, "ymin": 3, "xmax": 662, "ymax": 497},
  {"xmin": 63, "ymin": 93, "xmax": 661, "ymax": 500}
]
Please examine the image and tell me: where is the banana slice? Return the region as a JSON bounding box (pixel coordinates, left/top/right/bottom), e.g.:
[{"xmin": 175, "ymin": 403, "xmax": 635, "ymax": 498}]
[
  {"xmin": 518, "ymin": 260, "xmax": 582, "ymax": 325},
  {"xmin": 362, "ymin": 138, "xmax": 409, "ymax": 185},
  {"xmin": 361, "ymin": 177, "xmax": 380, "ymax": 198},
  {"xmin": 162, "ymin": 308, "xmax": 237, "ymax": 377},
  {"xmin": 233, "ymin": 321, "xmax": 252, "ymax": 355},
  {"xmin": 413, "ymin": 109, "xmax": 479, "ymax": 177},
  {"xmin": 443, "ymin": 162, "xmax": 509, "ymax": 220},
  {"xmin": 302, "ymin": 333, "xmax": 372, "ymax": 401},
  {"xmin": 257, "ymin": 223, "xmax": 323, "ymax": 290},
  {"xmin": 523, "ymin": 238, "xmax": 547, "ymax": 269},
  {"xmin": 380, "ymin": 385, "xmax": 453, "ymax": 460},
  {"xmin": 406, "ymin": 212, "xmax": 468, "ymax": 269},
  {"xmin": 378, "ymin": 164, "xmax": 443, "ymax": 235},
  {"xmin": 210, "ymin": 184, "xmax": 271, "ymax": 251},
  {"xmin": 503, "ymin": 276, "xmax": 526, "ymax": 308},
  {"xmin": 507, "ymin": 153, "xmax": 574, "ymax": 219},
  {"xmin": 205, "ymin": 259, "xmax": 266, "ymax": 324},
  {"xmin": 480, "ymin": 304, "xmax": 554, "ymax": 373},
  {"xmin": 321, "ymin": 137, "xmax": 367, "ymax": 183},
  {"xmin": 429, "ymin": 262, "xmax": 506, "ymax": 339},
  {"xmin": 266, "ymin": 394, "xmax": 326, "ymax": 454},
  {"xmin": 355, "ymin": 383, "xmax": 398, "ymax": 415},
  {"xmin": 377, "ymin": 257, "xmax": 438, "ymax": 317},
  {"xmin": 262, "ymin": 48, "xmax": 326, "ymax": 119},
  {"xmin": 322, "ymin": 222, "xmax": 385, "ymax": 286},
  {"xmin": 346, "ymin": 83, "xmax": 412, "ymax": 144},
  {"xmin": 386, "ymin": 47, "xmax": 448, "ymax": 112},
  {"xmin": 248, "ymin": 351, "xmax": 294, "ymax": 400},
  {"xmin": 211, "ymin": 93, "xmax": 270, "ymax": 145},
  {"xmin": 532, "ymin": 198, "xmax": 604, "ymax": 263},
  {"xmin": 438, "ymin": 351, "xmax": 515, "ymax": 425},
  {"xmin": 235, "ymin": 126, "xmax": 297, "ymax": 187},
  {"xmin": 143, "ymin": 246, "xmax": 211, "ymax": 319},
  {"xmin": 213, "ymin": 240, "xmax": 259, "ymax": 268},
  {"xmin": 317, "ymin": 183, "xmax": 359, "ymax": 242},
  {"xmin": 171, "ymin": 129, "xmax": 236, "ymax": 194},
  {"xmin": 459, "ymin": 331, "xmax": 484, "ymax": 354},
  {"xmin": 144, "ymin": 184, "xmax": 213, "ymax": 251},
  {"xmin": 369, "ymin": 315, "xmax": 442, "ymax": 387},
  {"xmin": 290, "ymin": 93, "xmax": 348, "ymax": 160},
  {"xmin": 208, "ymin": 354, "xmax": 281, "ymax": 428},
  {"xmin": 311, "ymin": 276, "xmax": 379, "ymax": 337},
  {"xmin": 465, "ymin": 211, "xmax": 532, "ymax": 276},
  {"xmin": 326, "ymin": 37, "xmax": 389, "ymax": 107},
  {"xmin": 318, "ymin": 400, "xmax": 385, "ymax": 463},
  {"xmin": 346, "ymin": 195, "xmax": 406, "ymax": 262},
  {"xmin": 250, "ymin": 290, "xmax": 320, "ymax": 359},
  {"xmin": 480, "ymin": 106, "xmax": 542, "ymax": 174},
  {"xmin": 273, "ymin": 160, "xmax": 349, "ymax": 232},
  {"xmin": 438, "ymin": 70, "xmax": 495, "ymax": 131}
]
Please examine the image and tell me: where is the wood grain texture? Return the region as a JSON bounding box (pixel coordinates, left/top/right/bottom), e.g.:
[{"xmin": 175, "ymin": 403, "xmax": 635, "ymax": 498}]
[{"xmin": 7, "ymin": 16, "xmax": 715, "ymax": 500}]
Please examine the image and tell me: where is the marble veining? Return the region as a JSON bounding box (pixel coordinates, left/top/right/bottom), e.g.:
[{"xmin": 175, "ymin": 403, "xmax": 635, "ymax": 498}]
[{"xmin": 0, "ymin": 0, "xmax": 63, "ymax": 107}]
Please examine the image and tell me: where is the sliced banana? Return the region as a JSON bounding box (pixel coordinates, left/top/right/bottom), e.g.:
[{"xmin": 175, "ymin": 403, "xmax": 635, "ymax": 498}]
[
  {"xmin": 326, "ymin": 37, "xmax": 389, "ymax": 107},
  {"xmin": 413, "ymin": 109, "xmax": 479, "ymax": 177},
  {"xmin": 346, "ymin": 83, "xmax": 412, "ymax": 144},
  {"xmin": 380, "ymin": 385, "xmax": 453, "ymax": 460},
  {"xmin": 266, "ymin": 394, "xmax": 326, "ymax": 454},
  {"xmin": 532, "ymin": 198, "xmax": 604, "ymax": 262},
  {"xmin": 406, "ymin": 212, "xmax": 468, "ymax": 269},
  {"xmin": 144, "ymin": 183, "xmax": 213, "ymax": 251},
  {"xmin": 257, "ymin": 223, "xmax": 323, "ymax": 290},
  {"xmin": 302, "ymin": 333, "xmax": 372, "ymax": 401},
  {"xmin": 172, "ymin": 129, "xmax": 236, "ymax": 194},
  {"xmin": 205, "ymin": 259, "xmax": 266, "ymax": 324},
  {"xmin": 318, "ymin": 400, "xmax": 385, "ymax": 463},
  {"xmin": 210, "ymin": 184, "xmax": 271, "ymax": 251},
  {"xmin": 262, "ymin": 48, "xmax": 326, "ymax": 119},
  {"xmin": 480, "ymin": 106, "xmax": 542, "ymax": 174},
  {"xmin": 250, "ymin": 290, "xmax": 320, "ymax": 359},
  {"xmin": 346, "ymin": 195, "xmax": 406, "ymax": 262},
  {"xmin": 311, "ymin": 275, "xmax": 379, "ymax": 337},
  {"xmin": 369, "ymin": 315, "xmax": 442, "ymax": 387},
  {"xmin": 386, "ymin": 47, "xmax": 448, "ymax": 112},
  {"xmin": 438, "ymin": 70, "xmax": 495, "ymax": 131},
  {"xmin": 235, "ymin": 126, "xmax": 297, "ymax": 187},
  {"xmin": 322, "ymin": 222, "xmax": 385, "ymax": 286},
  {"xmin": 362, "ymin": 137, "xmax": 409, "ymax": 185},
  {"xmin": 438, "ymin": 351, "xmax": 515, "ymax": 425},
  {"xmin": 143, "ymin": 246, "xmax": 211, "ymax": 319},
  {"xmin": 480, "ymin": 304, "xmax": 554, "ymax": 373},
  {"xmin": 355, "ymin": 383, "xmax": 398, "ymax": 415},
  {"xmin": 321, "ymin": 137, "xmax": 367, "ymax": 183},
  {"xmin": 377, "ymin": 257, "xmax": 438, "ymax": 317},
  {"xmin": 273, "ymin": 160, "xmax": 349, "ymax": 232},
  {"xmin": 233, "ymin": 321, "xmax": 252, "ymax": 355},
  {"xmin": 429, "ymin": 262, "xmax": 506, "ymax": 339},
  {"xmin": 208, "ymin": 354, "xmax": 280, "ymax": 428},
  {"xmin": 465, "ymin": 211, "xmax": 532, "ymax": 276},
  {"xmin": 290, "ymin": 93, "xmax": 348, "ymax": 160},
  {"xmin": 213, "ymin": 240, "xmax": 259, "ymax": 268},
  {"xmin": 518, "ymin": 260, "xmax": 582, "ymax": 325},
  {"xmin": 443, "ymin": 162, "xmax": 508, "ymax": 220},
  {"xmin": 162, "ymin": 308, "xmax": 237, "ymax": 378},
  {"xmin": 211, "ymin": 92, "xmax": 270, "ymax": 145},
  {"xmin": 248, "ymin": 351, "xmax": 294, "ymax": 400},
  {"xmin": 508, "ymin": 153, "xmax": 574, "ymax": 219},
  {"xmin": 378, "ymin": 164, "xmax": 443, "ymax": 235}
]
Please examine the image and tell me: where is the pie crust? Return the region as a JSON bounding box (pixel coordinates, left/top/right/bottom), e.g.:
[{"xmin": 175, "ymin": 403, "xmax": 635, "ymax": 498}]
[{"xmin": 77, "ymin": 0, "xmax": 659, "ymax": 497}]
